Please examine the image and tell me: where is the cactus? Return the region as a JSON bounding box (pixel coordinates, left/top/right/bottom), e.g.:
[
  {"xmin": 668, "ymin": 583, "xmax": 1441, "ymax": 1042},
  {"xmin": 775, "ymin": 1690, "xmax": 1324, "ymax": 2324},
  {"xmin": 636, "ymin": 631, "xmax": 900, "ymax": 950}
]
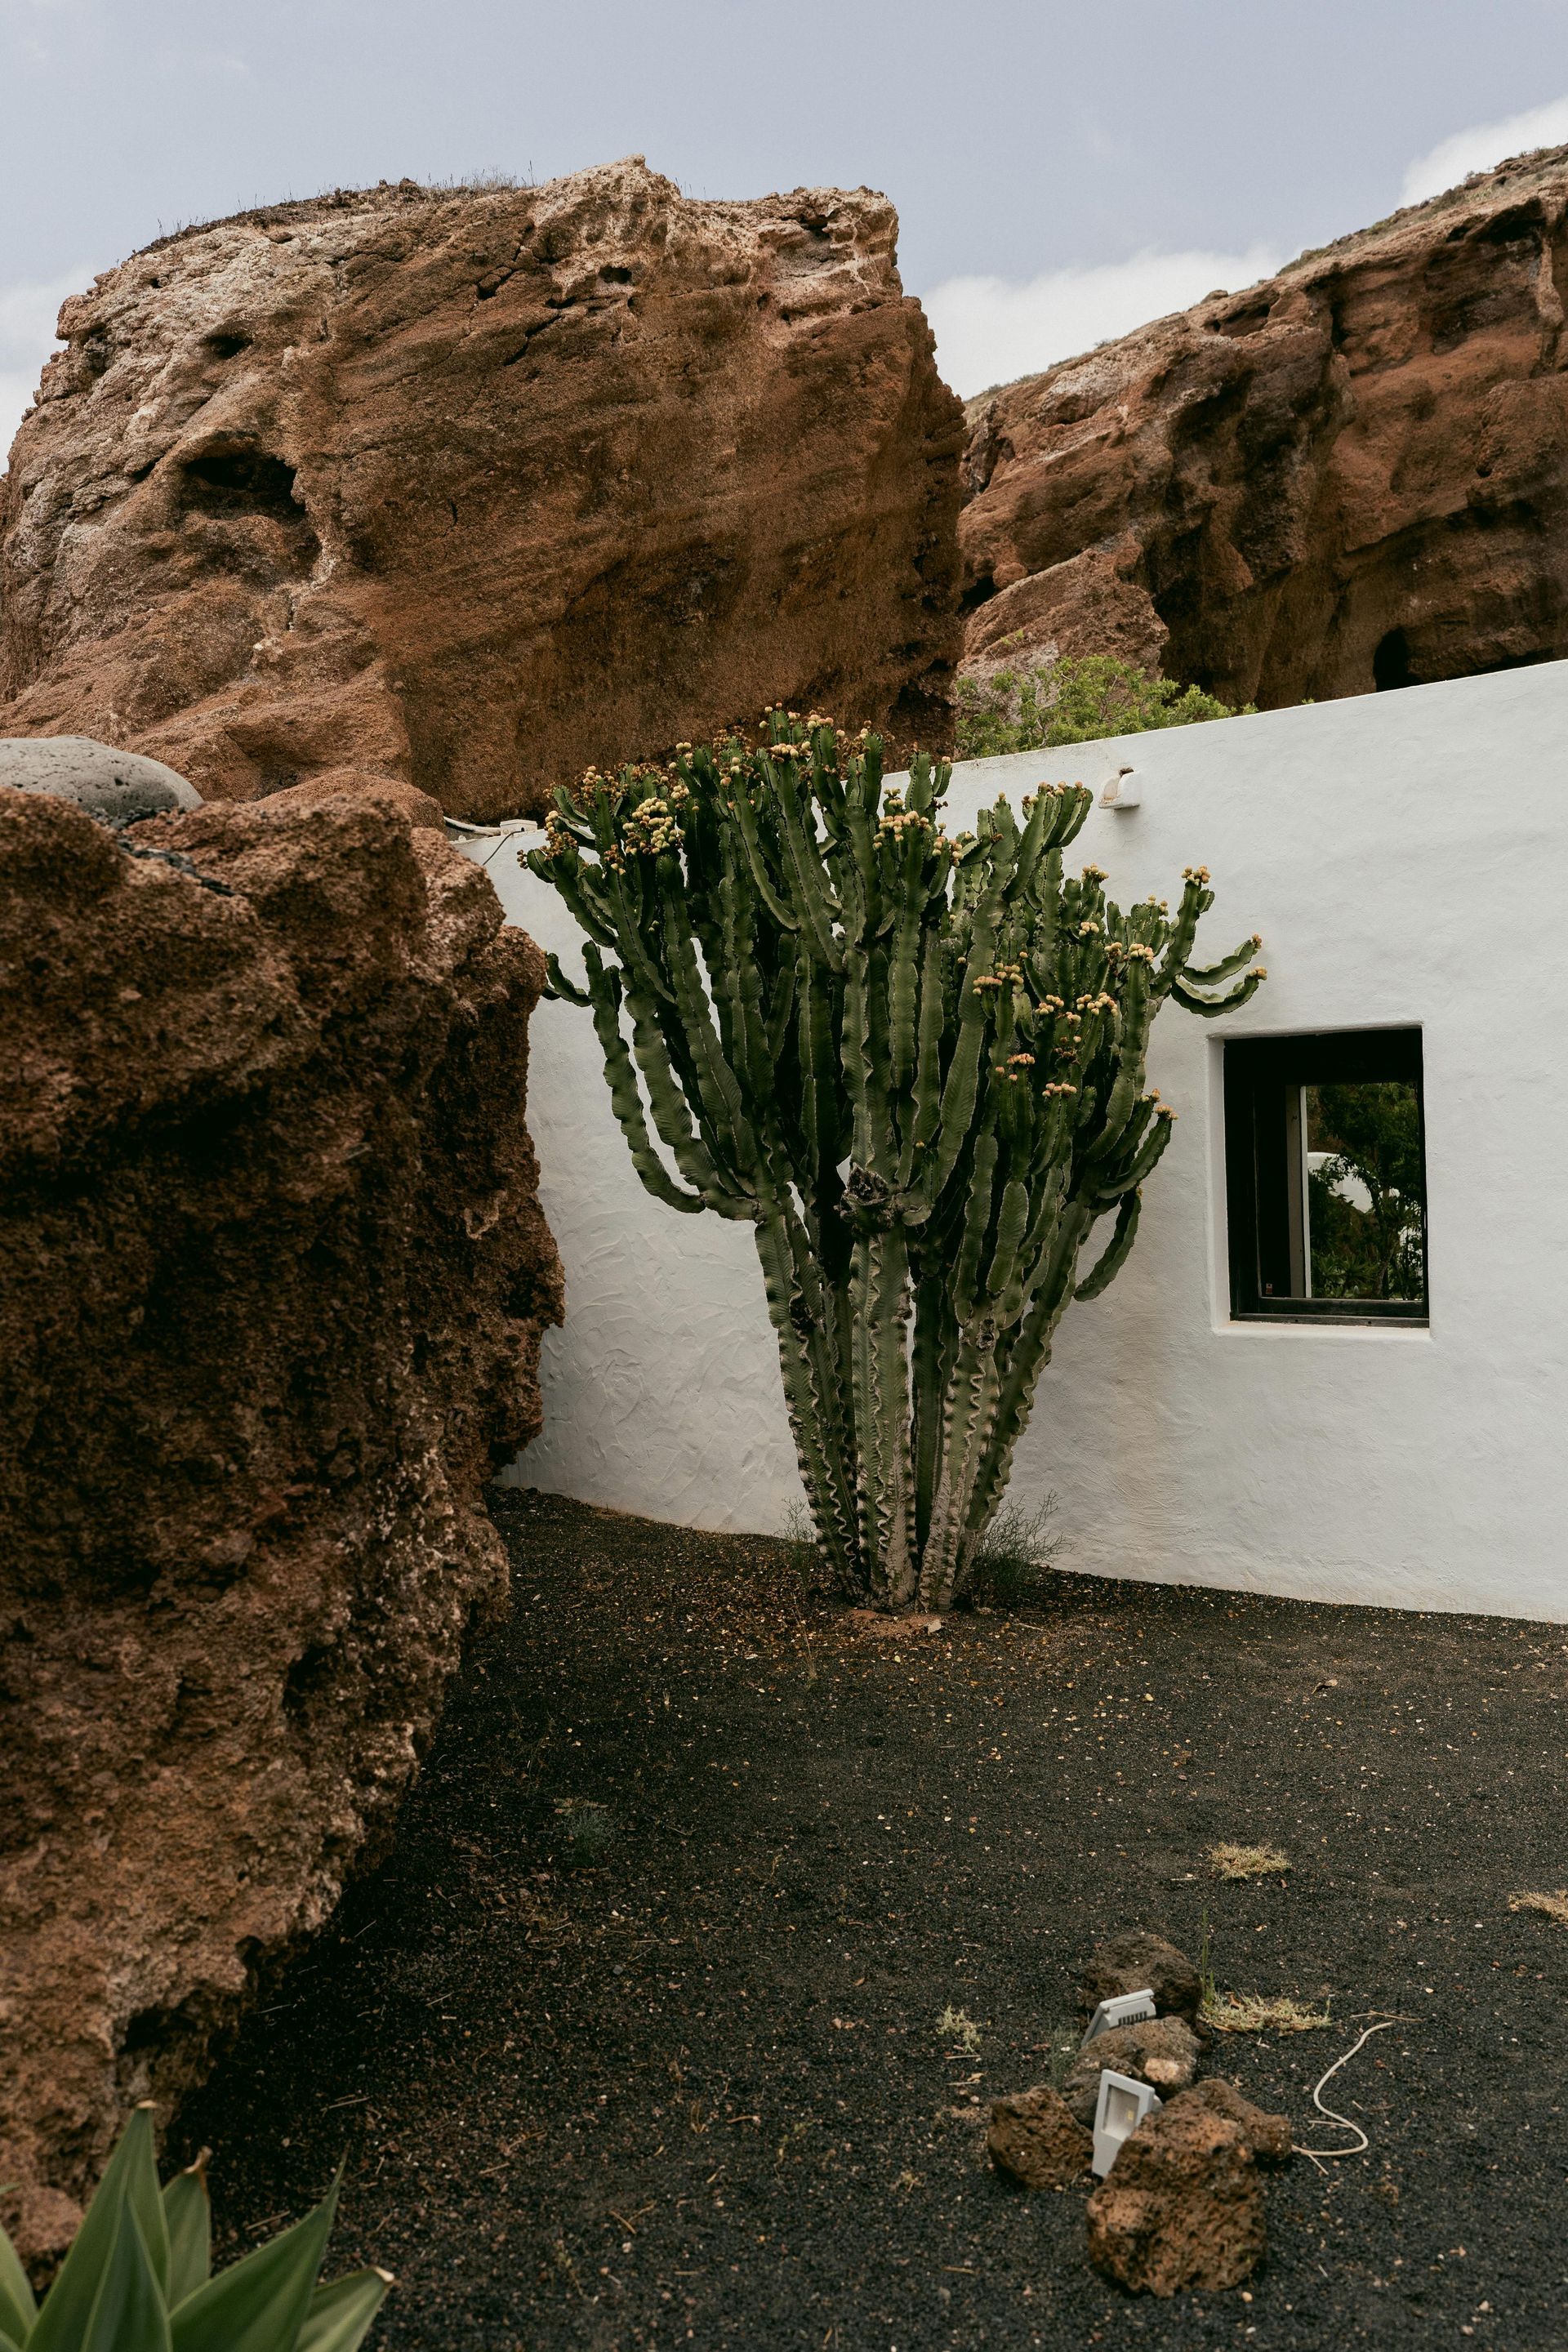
[{"xmin": 529, "ymin": 714, "xmax": 1263, "ymax": 1610}]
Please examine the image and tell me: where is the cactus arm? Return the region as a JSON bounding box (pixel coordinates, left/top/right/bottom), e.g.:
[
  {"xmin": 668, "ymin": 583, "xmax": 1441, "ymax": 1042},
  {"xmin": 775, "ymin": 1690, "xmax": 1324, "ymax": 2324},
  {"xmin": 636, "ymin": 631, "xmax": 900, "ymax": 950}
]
[
  {"xmin": 581, "ymin": 954, "xmax": 708, "ymax": 1217},
  {"xmin": 1169, "ymin": 968, "xmax": 1266, "ymax": 1017},
  {"xmin": 1075, "ymin": 1187, "xmax": 1143, "ymax": 1300},
  {"xmin": 542, "ymin": 951, "xmax": 592, "ymax": 1008},
  {"xmin": 1183, "ymin": 933, "xmax": 1263, "ymax": 987}
]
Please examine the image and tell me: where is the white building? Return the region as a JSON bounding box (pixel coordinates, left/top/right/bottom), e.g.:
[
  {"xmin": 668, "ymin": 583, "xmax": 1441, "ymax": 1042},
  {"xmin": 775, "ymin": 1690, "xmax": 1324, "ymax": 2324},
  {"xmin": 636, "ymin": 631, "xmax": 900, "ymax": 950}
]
[{"xmin": 466, "ymin": 660, "xmax": 1568, "ymax": 1622}]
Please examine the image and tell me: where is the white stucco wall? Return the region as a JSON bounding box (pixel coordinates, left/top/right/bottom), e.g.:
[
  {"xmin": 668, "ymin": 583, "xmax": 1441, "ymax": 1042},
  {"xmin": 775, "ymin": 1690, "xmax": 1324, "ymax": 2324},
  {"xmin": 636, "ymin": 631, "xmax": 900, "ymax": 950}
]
[{"xmin": 467, "ymin": 660, "xmax": 1568, "ymax": 1619}]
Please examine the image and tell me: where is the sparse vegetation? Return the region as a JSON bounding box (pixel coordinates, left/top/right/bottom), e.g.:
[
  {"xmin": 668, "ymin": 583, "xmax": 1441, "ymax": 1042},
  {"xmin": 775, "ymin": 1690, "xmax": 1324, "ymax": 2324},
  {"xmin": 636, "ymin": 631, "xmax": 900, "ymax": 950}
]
[
  {"xmin": 1201, "ymin": 1990, "xmax": 1334, "ymax": 2034},
  {"xmin": 1209, "ymin": 1840, "xmax": 1291, "ymax": 1880},
  {"xmin": 554, "ymin": 1797, "xmax": 615, "ymax": 1864},
  {"xmin": 936, "ymin": 2004, "xmax": 982, "ymax": 2050},
  {"xmin": 955, "ymin": 652, "xmax": 1252, "ymax": 762},
  {"xmin": 1510, "ymin": 1889, "xmax": 1568, "ymax": 1926},
  {"xmin": 967, "ymin": 1495, "xmax": 1059, "ymax": 1606}
]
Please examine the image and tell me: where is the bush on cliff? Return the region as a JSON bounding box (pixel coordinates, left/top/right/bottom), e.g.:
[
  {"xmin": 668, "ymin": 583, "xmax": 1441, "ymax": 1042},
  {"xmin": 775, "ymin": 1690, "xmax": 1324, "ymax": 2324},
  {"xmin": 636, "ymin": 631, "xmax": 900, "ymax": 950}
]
[{"xmin": 955, "ymin": 653, "xmax": 1250, "ymax": 760}]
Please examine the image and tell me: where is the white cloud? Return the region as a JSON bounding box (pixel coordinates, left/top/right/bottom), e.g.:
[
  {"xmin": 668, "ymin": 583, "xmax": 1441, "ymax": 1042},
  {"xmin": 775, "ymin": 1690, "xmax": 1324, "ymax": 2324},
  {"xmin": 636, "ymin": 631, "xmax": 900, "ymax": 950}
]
[
  {"xmin": 0, "ymin": 267, "xmax": 92, "ymax": 468},
  {"xmin": 1401, "ymin": 95, "xmax": 1568, "ymax": 207},
  {"xmin": 923, "ymin": 243, "xmax": 1285, "ymax": 399}
]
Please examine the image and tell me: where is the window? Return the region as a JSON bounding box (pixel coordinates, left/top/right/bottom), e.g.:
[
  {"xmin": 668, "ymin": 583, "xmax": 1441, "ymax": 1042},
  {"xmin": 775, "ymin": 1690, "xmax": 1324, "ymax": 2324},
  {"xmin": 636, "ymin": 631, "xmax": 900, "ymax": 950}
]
[{"xmin": 1223, "ymin": 1029, "xmax": 1428, "ymax": 1325}]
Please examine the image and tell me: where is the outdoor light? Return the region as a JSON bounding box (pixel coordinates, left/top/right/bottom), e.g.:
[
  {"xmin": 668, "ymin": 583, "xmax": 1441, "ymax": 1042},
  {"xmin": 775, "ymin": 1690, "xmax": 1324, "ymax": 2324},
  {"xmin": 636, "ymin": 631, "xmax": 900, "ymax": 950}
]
[
  {"xmin": 1099, "ymin": 764, "xmax": 1140, "ymax": 808},
  {"xmin": 1081, "ymin": 1986, "xmax": 1156, "ymax": 2046},
  {"xmin": 1091, "ymin": 2068, "xmax": 1163, "ymax": 2176}
]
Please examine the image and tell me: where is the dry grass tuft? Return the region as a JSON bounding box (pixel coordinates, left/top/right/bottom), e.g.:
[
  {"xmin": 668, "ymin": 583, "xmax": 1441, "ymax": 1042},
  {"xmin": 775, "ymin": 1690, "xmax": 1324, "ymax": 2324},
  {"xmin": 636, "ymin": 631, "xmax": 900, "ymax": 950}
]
[
  {"xmin": 1202, "ymin": 1991, "xmax": 1334, "ymax": 2034},
  {"xmin": 1510, "ymin": 1889, "xmax": 1568, "ymax": 1927},
  {"xmin": 1209, "ymin": 1841, "xmax": 1291, "ymax": 1881},
  {"xmin": 935, "ymin": 2004, "xmax": 982, "ymax": 2051}
]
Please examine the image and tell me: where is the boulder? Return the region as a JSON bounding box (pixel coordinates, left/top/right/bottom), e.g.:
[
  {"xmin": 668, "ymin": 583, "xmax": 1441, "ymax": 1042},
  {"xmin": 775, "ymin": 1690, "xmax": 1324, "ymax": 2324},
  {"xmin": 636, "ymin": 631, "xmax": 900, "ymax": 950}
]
[
  {"xmin": 1166, "ymin": 2079, "xmax": 1292, "ymax": 2166},
  {"xmin": 960, "ymin": 143, "xmax": 1568, "ymax": 710},
  {"xmin": 1079, "ymin": 1931, "xmax": 1202, "ymax": 2025},
  {"xmin": 0, "ymin": 733, "xmax": 202, "ymax": 825},
  {"xmin": 1062, "ymin": 2016, "xmax": 1202, "ymax": 2126},
  {"xmin": 0, "ymin": 787, "xmax": 562, "ymax": 2264},
  {"xmin": 1, "ymin": 161, "xmax": 964, "ymax": 822},
  {"xmin": 987, "ymin": 2085, "xmax": 1094, "ymax": 2189},
  {"xmin": 1086, "ymin": 2103, "xmax": 1265, "ymax": 2296}
]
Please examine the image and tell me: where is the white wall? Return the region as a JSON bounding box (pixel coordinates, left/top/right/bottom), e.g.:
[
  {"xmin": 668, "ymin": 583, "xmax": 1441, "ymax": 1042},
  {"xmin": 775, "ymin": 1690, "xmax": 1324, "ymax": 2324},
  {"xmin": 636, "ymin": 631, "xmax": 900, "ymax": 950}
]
[{"xmin": 468, "ymin": 661, "xmax": 1568, "ymax": 1620}]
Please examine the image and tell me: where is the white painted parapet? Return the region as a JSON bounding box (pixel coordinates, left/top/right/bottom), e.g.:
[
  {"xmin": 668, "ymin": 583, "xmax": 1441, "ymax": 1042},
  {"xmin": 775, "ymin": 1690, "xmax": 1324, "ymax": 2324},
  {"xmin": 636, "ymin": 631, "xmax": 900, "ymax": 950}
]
[{"xmin": 468, "ymin": 662, "xmax": 1568, "ymax": 1620}]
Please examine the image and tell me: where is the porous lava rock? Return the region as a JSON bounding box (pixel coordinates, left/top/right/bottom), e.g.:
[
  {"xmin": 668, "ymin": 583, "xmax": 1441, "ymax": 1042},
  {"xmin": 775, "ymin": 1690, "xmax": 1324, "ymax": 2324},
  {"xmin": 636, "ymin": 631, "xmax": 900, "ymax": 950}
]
[
  {"xmin": 0, "ymin": 159, "xmax": 963, "ymax": 821},
  {"xmin": 960, "ymin": 144, "xmax": 1568, "ymax": 707},
  {"xmin": 1079, "ymin": 1931, "xmax": 1202, "ymax": 2026},
  {"xmin": 0, "ymin": 777, "xmax": 562, "ymax": 2264},
  {"xmin": 987, "ymin": 2085, "xmax": 1094, "ymax": 2189},
  {"xmin": 1062, "ymin": 2016, "xmax": 1202, "ymax": 2125},
  {"xmin": 1085, "ymin": 2103, "xmax": 1265, "ymax": 2296},
  {"xmin": 1166, "ymin": 2080, "xmax": 1292, "ymax": 2165}
]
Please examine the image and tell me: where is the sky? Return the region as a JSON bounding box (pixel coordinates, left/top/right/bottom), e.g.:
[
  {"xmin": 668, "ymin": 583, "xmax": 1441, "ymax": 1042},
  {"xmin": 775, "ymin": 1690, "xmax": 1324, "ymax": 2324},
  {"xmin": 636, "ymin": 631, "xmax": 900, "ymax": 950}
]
[{"xmin": 4, "ymin": 0, "xmax": 1568, "ymax": 455}]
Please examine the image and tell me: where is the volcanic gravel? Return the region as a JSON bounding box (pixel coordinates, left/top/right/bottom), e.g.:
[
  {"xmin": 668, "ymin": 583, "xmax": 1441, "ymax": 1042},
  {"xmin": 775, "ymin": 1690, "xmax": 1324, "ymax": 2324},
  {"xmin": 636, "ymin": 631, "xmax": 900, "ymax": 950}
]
[{"xmin": 177, "ymin": 1487, "xmax": 1568, "ymax": 2349}]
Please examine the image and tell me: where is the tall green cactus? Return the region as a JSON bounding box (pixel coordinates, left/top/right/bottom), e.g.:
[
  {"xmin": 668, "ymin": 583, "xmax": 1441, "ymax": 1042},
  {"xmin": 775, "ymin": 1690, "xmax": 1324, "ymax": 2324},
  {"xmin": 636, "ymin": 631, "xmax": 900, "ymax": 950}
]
[{"xmin": 528, "ymin": 713, "xmax": 1263, "ymax": 1610}]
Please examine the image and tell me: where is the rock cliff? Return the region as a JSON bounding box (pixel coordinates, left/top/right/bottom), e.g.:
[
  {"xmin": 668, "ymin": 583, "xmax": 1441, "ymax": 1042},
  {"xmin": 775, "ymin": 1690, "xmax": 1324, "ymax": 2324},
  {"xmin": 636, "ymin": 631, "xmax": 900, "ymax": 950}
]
[
  {"xmin": 960, "ymin": 145, "xmax": 1568, "ymax": 705},
  {"xmin": 0, "ymin": 160, "xmax": 963, "ymax": 820},
  {"xmin": 0, "ymin": 778, "xmax": 561, "ymax": 2261}
]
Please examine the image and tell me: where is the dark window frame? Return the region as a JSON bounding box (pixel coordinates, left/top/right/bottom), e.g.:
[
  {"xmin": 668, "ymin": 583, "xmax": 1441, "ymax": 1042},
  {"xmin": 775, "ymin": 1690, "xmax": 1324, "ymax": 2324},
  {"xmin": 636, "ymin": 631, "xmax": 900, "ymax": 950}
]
[{"xmin": 1223, "ymin": 1027, "xmax": 1428, "ymax": 1325}]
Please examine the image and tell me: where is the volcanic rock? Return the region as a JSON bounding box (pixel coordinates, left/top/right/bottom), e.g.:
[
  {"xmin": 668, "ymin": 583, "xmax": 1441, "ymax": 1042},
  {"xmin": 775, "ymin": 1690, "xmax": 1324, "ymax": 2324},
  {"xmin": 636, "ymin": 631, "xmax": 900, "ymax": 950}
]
[
  {"xmin": 1086, "ymin": 2102, "xmax": 1265, "ymax": 2296},
  {"xmin": 987, "ymin": 2085, "xmax": 1094, "ymax": 2188},
  {"xmin": 0, "ymin": 159, "xmax": 964, "ymax": 821},
  {"xmin": 1079, "ymin": 1930, "xmax": 1203, "ymax": 2025},
  {"xmin": 1062, "ymin": 2016, "xmax": 1202, "ymax": 2125},
  {"xmin": 0, "ymin": 733, "xmax": 203, "ymax": 825},
  {"xmin": 0, "ymin": 777, "xmax": 562, "ymax": 2262},
  {"xmin": 1166, "ymin": 2079, "xmax": 1293, "ymax": 2165},
  {"xmin": 960, "ymin": 144, "xmax": 1568, "ymax": 707}
]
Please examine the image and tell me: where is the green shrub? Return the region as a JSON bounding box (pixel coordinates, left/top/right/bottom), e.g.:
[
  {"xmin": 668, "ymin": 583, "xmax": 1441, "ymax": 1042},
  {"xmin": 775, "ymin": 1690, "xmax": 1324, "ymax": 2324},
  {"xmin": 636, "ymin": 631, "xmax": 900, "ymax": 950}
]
[
  {"xmin": 967, "ymin": 1496, "xmax": 1059, "ymax": 1607},
  {"xmin": 956, "ymin": 653, "xmax": 1250, "ymax": 761},
  {"xmin": 530, "ymin": 713, "xmax": 1263, "ymax": 1610},
  {"xmin": 0, "ymin": 2105, "xmax": 388, "ymax": 2352}
]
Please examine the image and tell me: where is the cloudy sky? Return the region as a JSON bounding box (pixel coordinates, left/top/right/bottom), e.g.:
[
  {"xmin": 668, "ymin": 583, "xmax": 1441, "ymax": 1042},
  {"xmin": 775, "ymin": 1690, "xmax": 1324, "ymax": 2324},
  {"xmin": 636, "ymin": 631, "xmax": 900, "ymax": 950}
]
[{"xmin": 3, "ymin": 0, "xmax": 1568, "ymax": 455}]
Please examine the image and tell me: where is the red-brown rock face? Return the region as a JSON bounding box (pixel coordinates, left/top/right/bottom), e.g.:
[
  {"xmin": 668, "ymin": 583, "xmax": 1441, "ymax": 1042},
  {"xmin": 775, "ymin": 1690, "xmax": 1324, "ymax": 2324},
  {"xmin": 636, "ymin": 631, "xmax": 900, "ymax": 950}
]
[
  {"xmin": 960, "ymin": 145, "xmax": 1568, "ymax": 706},
  {"xmin": 0, "ymin": 161, "xmax": 964, "ymax": 820},
  {"xmin": 0, "ymin": 785, "xmax": 562, "ymax": 2261}
]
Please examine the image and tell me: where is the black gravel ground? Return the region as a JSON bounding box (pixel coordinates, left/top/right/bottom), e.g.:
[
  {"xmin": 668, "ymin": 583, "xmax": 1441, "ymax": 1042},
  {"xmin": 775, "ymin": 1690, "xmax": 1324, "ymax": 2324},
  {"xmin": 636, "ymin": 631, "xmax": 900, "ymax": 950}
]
[{"xmin": 178, "ymin": 1489, "xmax": 1568, "ymax": 2350}]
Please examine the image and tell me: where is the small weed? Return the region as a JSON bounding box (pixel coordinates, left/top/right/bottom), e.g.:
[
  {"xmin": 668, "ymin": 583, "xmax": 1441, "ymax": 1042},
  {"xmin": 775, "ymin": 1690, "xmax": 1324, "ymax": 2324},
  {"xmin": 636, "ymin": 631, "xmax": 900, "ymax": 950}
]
[
  {"xmin": 553, "ymin": 1797, "xmax": 614, "ymax": 1865},
  {"xmin": 1209, "ymin": 1840, "xmax": 1291, "ymax": 1880},
  {"xmin": 780, "ymin": 1502, "xmax": 829, "ymax": 1588},
  {"xmin": 968, "ymin": 1498, "xmax": 1059, "ymax": 1608},
  {"xmin": 1510, "ymin": 1889, "xmax": 1568, "ymax": 1926},
  {"xmin": 936, "ymin": 2004, "xmax": 982, "ymax": 2051},
  {"xmin": 892, "ymin": 2167, "xmax": 924, "ymax": 2191},
  {"xmin": 1202, "ymin": 1990, "xmax": 1334, "ymax": 2034}
]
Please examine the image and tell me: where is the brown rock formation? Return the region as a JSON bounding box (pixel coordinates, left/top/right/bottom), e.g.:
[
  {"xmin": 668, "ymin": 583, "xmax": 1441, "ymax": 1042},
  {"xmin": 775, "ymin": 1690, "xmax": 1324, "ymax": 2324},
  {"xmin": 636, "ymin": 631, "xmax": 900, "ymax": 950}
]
[
  {"xmin": 1086, "ymin": 2103, "xmax": 1265, "ymax": 2296},
  {"xmin": 0, "ymin": 782, "xmax": 562, "ymax": 2261},
  {"xmin": 961, "ymin": 145, "xmax": 1568, "ymax": 706},
  {"xmin": 1078, "ymin": 1931, "xmax": 1203, "ymax": 2027},
  {"xmin": 1166, "ymin": 2080, "xmax": 1293, "ymax": 2166},
  {"xmin": 987, "ymin": 2085, "xmax": 1094, "ymax": 2189},
  {"xmin": 0, "ymin": 160, "xmax": 963, "ymax": 821}
]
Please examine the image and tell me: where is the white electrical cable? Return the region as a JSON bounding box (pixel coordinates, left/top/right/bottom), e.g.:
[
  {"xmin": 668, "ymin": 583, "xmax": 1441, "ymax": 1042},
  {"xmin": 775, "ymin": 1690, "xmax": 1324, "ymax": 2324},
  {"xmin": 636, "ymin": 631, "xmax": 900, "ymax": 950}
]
[{"xmin": 1296, "ymin": 2018, "xmax": 1401, "ymax": 2168}]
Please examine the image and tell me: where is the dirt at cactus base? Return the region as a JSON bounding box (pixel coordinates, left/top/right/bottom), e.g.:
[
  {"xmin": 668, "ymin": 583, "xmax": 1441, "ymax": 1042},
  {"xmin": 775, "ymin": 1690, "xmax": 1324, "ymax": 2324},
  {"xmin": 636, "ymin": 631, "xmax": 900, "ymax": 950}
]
[{"xmin": 178, "ymin": 1490, "xmax": 1568, "ymax": 2350}]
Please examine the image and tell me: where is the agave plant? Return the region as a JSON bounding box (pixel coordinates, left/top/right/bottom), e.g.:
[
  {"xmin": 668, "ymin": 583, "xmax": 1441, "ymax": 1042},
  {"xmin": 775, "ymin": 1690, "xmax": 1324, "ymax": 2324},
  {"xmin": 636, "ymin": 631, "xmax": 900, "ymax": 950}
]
[
  {"xmin": 0, "ymin": 2106, "xmax": 388, "ymax": 2352},
  {"xmin": 530, "ymin": 712, "xmax": 1263, "ymax": 1610}
]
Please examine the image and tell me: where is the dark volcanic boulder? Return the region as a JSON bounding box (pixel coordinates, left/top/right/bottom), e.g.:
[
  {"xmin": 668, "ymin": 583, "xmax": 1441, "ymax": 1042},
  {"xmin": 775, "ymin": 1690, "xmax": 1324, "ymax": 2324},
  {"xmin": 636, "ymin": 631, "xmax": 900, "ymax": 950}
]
[
  {"xmin": 1079, "ymin": 1930, "xmax": 1203, "ymax": 2025},
  {"xmin": 1062, "ymin": 2016, "xmax": 1202, "ymax": 2126}
]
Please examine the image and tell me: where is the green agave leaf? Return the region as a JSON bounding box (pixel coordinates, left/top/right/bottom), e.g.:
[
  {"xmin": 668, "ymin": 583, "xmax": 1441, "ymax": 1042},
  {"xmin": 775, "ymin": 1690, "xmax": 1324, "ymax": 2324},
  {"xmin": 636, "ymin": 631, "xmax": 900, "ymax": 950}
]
[
  {"xmin": 161, "ymin": 2154, "xmax": 212, "ymax": 2308},
  {"xmin": 297, "ymin": 2269, "xmax": 392, "ymax": 2352},
  {"xmin": 30, "ymin": 2106, "xmax": 170, "ymax": 2352},
  {"xmin": 170, "ymin": 2181, "xmax": 337, "ymax": 2352},
  {"xmin": 0, "ymin": 2326, "xmax": 23, "ymax": 2352},
  {"xmin": 82, "ymin": 2202, "xmax": 172, "ymax": 2352},
  {"xmin": 0, "ymin": 2216, "xmax": 38, "ymax": 2345}
]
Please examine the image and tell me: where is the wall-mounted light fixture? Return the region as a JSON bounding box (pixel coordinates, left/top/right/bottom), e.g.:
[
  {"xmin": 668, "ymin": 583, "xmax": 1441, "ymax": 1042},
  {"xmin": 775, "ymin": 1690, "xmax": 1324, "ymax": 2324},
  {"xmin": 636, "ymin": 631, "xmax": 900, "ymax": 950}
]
[
  {"xmin": 1091, "ymin": 2069, "xmax": 1163, "ymax": 2176},
  {"xmin": 1099, "ymin": 764, "xmax": 1140, "ymax": 809},
  {"xmin": 1081, "ymin": 1987, "xmax": 1156, "ymax": 2047}
]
